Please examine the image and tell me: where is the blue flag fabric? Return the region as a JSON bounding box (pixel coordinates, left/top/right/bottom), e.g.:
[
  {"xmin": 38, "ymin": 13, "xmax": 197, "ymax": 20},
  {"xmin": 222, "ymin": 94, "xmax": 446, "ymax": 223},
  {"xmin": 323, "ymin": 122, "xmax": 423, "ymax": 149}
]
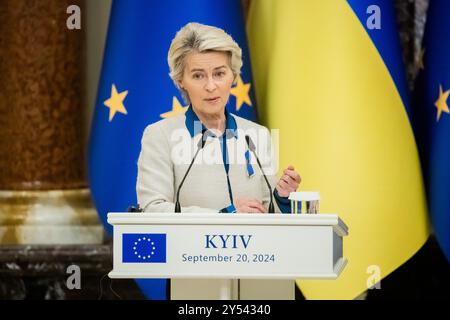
[
  {"xmin": 413, "ymin": 0, "xmax": 450, "ymax": 263},
  {"xmin": 88, "ymin": 0, "xmax": 257, "ymax": 299}
]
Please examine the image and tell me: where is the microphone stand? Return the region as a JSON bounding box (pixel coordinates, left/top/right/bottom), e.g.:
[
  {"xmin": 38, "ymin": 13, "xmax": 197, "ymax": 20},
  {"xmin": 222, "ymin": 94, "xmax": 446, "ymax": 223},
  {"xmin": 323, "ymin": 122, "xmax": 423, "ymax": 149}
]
[
  {"xmin": 174, "ymin": 129, "xmax": 208, "ymax": 212},
  {"xmin": 245, "ymin": 135, "xmax": 275, "ymax": 213}
]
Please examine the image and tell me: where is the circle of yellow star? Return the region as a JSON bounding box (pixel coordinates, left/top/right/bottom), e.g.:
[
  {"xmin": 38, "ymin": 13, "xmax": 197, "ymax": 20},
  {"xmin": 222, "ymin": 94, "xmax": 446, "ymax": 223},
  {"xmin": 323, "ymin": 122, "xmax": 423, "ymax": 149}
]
[
  {"xmin": 230, "ymin": 75, "xmax": 252, "ymax": 111},
  {"xmin": 104, "ymin": 84, "xmax": 128, "ymax": 122},
  {"xmin": 160, "ymin": 97, "xmax": 189, "ymax": 118},
  {"xmin": 434, "ymin": 84, "xmax": 450, "ymax": 122}
]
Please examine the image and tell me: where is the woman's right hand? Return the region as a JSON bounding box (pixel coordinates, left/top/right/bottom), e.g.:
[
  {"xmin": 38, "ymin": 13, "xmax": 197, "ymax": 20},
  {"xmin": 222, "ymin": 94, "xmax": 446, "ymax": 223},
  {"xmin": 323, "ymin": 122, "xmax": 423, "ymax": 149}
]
[{"xmin": 234, "ymin": 198, "xmax": 267, "ymax": 214}]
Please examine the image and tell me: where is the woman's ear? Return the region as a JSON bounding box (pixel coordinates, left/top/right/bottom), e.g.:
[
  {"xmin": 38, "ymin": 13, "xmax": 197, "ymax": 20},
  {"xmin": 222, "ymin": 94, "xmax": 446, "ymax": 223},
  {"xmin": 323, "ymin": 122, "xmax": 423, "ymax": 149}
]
[
  {"xmin": 232, "ymin": 74, "xmax": 238, "ymax": 86},
  {"xmin": 177, "ymin": 80, "xmax": 184, "ymax": 90}
]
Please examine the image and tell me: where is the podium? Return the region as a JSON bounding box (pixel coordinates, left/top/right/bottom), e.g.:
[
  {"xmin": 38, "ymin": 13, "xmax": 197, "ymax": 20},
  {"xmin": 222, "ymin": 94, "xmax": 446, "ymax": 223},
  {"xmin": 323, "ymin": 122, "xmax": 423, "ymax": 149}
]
[{"xmin": 108, "ymin": 212, "xmax": 348, "ymax": 300}]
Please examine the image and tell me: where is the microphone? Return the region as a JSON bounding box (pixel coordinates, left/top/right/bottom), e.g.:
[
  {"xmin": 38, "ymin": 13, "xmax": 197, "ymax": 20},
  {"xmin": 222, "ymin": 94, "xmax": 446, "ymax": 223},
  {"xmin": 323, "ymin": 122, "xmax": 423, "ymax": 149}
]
[
  {"xmin": 174, "ymin": 129, "xmax": 209, "ymax": 212},
  {"xmin": 245, "ymin": 135, "xmax": 275, "ymax": 213},
  {"xmin": 130, "ymin": 201, "xmax": 153, "ymax": 213},
  {"xmin": 127, "ymin": 205, "xmax": 143, "ymax": 212}
]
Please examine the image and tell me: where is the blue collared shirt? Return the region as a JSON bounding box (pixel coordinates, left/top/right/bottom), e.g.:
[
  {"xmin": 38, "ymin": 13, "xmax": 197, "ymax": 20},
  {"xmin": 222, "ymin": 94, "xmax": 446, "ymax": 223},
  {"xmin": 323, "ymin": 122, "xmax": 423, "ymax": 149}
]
[{"xmin": 184, "ymin": 106, "xmax": 290, "ymax": 213}]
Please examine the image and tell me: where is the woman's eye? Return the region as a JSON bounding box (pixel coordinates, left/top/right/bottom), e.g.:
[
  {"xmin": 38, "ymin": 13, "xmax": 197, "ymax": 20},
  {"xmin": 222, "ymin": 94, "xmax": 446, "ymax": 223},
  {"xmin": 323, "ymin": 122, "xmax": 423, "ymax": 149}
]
[
  {"xmin": 215, "ymin": 71, "xmax": 225, "ymax": 77},
  {"xmin": 193, "ymin": 73, "xmax": 203, "ymax": 80}
]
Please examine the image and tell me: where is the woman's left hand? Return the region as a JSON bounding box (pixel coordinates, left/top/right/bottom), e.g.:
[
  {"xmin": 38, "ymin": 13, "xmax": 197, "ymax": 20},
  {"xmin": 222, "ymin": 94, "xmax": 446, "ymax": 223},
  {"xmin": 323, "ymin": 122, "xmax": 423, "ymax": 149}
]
[{"xmin": 276, "ymin": 165, "xmax": 301, "ymax": 198}]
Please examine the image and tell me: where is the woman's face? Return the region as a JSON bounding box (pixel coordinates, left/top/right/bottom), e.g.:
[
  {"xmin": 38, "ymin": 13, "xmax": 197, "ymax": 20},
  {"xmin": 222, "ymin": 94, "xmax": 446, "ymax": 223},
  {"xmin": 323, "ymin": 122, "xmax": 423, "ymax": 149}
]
[{"xmin": 179, "ymin": 50, "xmax": 234, "ymax": 117}]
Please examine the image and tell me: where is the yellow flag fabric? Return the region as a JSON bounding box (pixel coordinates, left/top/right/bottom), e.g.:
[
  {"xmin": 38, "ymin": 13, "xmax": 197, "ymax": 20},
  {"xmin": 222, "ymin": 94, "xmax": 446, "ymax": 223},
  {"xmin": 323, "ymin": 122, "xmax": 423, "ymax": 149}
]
[{"xmin": 247, "ymin": 0, "xmax": 429, "ymax": 299}]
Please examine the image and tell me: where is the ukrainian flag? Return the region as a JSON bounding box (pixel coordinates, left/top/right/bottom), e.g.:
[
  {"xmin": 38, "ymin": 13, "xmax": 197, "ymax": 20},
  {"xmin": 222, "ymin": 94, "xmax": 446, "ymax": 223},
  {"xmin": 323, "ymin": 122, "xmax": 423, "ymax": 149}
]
[
  {"xmin": 89, "ymin": 0, "xmax": 257, "ymax": 299},
  {"xmin": 413, "ymin": 0, "xmax": 450, "ymax": 263},
  {"xmin": 248, "ymin": 0, "xmax": 429, "ymax": 299}
]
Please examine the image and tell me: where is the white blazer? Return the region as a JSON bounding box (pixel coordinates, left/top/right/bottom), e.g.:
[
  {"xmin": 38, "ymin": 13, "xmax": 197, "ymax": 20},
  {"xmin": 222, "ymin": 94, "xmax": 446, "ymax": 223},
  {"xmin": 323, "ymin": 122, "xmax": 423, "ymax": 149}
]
[{"xmin": 136, "ymin": 112, "xmax": 282, "ymax": 213}]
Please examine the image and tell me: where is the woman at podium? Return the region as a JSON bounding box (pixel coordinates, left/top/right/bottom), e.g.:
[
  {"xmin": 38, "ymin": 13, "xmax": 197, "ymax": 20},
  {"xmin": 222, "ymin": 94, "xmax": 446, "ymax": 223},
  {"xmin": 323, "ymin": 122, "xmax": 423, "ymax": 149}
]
[{"xmin": 136, "ymin": 23, "xmax": 301, "ymax": 214}]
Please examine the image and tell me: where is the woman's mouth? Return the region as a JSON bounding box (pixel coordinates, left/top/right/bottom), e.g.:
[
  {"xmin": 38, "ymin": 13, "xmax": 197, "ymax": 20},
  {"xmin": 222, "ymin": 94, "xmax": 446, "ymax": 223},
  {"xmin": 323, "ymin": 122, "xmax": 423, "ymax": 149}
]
[{"xmin": 204, "ymin": 97, "xmax": 220, "ymax": 103}]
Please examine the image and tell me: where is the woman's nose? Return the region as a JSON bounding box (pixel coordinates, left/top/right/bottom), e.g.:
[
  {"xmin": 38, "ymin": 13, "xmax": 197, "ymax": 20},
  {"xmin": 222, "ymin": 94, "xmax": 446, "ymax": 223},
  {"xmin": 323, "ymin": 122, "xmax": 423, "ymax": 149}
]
[{"xmin": 204, "ymin": 77, "xmax": 217, "ymax": 91}]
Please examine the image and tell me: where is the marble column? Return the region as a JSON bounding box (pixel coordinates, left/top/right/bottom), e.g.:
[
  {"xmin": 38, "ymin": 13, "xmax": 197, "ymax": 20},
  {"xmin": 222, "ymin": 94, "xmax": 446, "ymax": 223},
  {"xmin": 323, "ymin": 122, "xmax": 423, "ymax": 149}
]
[{"xmin": 0, "ymin": 0, "xmax": 103, "ymax": 244}]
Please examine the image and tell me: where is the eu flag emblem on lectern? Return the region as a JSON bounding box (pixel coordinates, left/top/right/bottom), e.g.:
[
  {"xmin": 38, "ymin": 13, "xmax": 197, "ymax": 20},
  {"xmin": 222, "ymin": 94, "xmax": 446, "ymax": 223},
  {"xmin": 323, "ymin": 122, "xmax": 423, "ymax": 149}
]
[{"xmin": 123, "ymin": 234, "xmax": 166, "ymax": 263}]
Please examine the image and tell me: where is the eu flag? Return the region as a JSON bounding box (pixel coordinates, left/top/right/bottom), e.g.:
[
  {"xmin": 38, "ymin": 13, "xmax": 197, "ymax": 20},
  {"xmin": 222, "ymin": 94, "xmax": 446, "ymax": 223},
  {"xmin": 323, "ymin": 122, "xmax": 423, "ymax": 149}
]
[
  {"xmin": 122, "ymin": 234, "xmax": 167, "ymax": 263},
  {"xmin": 413, "ymin": 0, "xmax": 450, "ymax": 263},
  {"xmin": 88, "ymin": 0, "xmax": 257, "ymax": 299}
]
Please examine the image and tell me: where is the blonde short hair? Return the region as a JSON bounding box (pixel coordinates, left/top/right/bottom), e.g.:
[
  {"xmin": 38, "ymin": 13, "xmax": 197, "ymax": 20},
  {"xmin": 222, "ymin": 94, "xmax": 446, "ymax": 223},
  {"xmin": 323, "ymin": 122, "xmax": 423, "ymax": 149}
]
[{"xmin": 167, "ymin": 22, "xmax": 243, "ymax": 102}]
